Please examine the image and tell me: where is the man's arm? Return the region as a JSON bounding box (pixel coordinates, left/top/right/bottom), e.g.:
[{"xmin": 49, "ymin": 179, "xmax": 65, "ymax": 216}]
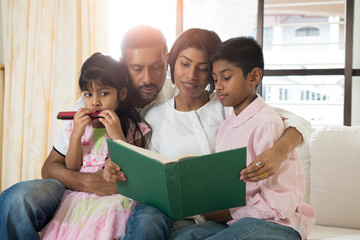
[{"xmin": 41, "ymin": 149, "xmax": 117, "ymax": 196}]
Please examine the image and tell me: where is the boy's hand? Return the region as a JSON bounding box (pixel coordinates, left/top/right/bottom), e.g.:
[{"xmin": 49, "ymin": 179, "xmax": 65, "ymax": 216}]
[
  {"xmin": 103, "ymin": 158, "xmax": 127, "ymax": 182},
  {"xmin": 72, "ymin": 108, "xmax": 92, "ymax": 139},
  {"xmin": 98, "ymin": 110, "xmax": 125, "ymax": 140}
]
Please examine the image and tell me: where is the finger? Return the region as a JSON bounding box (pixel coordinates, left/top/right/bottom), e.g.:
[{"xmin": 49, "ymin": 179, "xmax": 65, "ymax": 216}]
[
  {"xmin": 241, "ymin": 161, "xmax": 263, "ymax": 175},
  {"xmin": 106, "ymin": 159, "xmax": 121, "ymax": 171},
  {"xmin": 243, "ymin": 169, "xmax": 274, "ymax": 182}
]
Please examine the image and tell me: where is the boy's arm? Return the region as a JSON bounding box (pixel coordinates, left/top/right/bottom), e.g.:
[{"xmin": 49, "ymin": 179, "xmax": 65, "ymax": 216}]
[
  {"xmin": 42, "ymin": 149, "xmax": 117, "ymax": 196},
  {"xmin": 241, "ymin": 108, "xmax": 311, "ymax": 182}
]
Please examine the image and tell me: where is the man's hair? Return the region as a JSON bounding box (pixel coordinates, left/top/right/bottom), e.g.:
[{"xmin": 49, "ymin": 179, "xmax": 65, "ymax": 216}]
[
  {"xmin": 168, "ymin": 28, "xmax": 221, "ymax": 93},
  {"xmin": 121, "ymin": 25, "xmax": 168, "ymax": 59},
  {"xmin": 211, "ymin": 36, "xmax": 264, "ymax": 79}
]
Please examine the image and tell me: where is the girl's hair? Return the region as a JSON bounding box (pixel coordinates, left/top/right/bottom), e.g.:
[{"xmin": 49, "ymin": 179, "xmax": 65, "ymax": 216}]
[
  {"xmin": 79, "ymin": 52, "xmax": 146, "ymax": 147},
  {"xmin": 168, "ymin": 28, "xmax": 221, "ymax": 93}
]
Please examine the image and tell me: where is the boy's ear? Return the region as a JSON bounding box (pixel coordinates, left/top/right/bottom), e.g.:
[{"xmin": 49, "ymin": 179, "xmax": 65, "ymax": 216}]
[
  {"xmin": 118, "ymin": 87, "xmax": 128, "ymax": 102},
  {"xmin": 249, "ymin": 67, "xmax": 262, "ymax": 86}
]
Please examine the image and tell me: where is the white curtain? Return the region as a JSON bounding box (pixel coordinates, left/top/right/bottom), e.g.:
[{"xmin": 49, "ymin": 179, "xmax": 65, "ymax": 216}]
[{"xmin": 1, "ymin": 0, "xmax": 109, "ymax": 191}]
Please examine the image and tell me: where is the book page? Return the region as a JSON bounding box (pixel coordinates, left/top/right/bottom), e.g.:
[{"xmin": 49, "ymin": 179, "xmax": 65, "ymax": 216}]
[{"xmin": 113, "ymin": 139, "xmax": 199, "ymax": 164}]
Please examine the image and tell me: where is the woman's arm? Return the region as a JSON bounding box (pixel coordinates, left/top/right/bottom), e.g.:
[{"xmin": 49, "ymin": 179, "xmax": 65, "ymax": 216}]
[
  {"xmin": 240, "ymin": 127, "xmax": 302, "ymax": 181},
  {"xmin": 241, "ymin": 108, "xmax": 311, "ymax": 182}
]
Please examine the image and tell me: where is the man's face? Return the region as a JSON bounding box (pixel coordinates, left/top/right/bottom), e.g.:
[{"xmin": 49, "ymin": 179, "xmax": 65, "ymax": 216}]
[{"xmin": 124, "ymin": 45, "xmax": 168, "ymax": 106}]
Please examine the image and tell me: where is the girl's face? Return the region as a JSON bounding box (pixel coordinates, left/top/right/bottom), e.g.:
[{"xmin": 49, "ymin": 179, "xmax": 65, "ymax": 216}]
[
  {"xmin": 173, "ymin": 48, "xmax": 209, "ymax": 99},
  {"xmin": 83, "ymin": 81, "xmax": 124, "ymax": 113}
]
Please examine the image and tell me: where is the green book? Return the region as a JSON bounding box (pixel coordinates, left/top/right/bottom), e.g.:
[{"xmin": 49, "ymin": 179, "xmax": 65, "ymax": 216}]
[{"xmin": 107, "ymin": 139, "xmax": 247, "ymax": 219}]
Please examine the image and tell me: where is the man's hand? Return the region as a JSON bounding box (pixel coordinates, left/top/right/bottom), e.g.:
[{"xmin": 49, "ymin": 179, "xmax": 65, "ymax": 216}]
[
  {"xmin": 42, "ymin": 149, "xmax": 117, "ymax": 196},
  {"xmin": 103, "ymin": 158, "xmax": 127, "ymax": 183},
  {"xmin": 82, "ymin": 169, "xmax": 118, "ymax": 196}
]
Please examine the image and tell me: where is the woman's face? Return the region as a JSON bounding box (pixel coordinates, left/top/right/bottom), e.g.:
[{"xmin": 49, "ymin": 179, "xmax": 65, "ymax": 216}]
[{"xmin": 173, "ymin": 48, "xmax": 209, "ymax": 99}]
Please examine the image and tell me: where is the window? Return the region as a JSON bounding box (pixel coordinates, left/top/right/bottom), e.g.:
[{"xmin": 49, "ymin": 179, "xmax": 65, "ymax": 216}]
[
  {"xmin": 295, "ymin": 27, "xmax": 320, "ymax": 37},
  {"xmin": 261, "ymin": 0, "xmax": 356, "ymax": 127},
  {"xmin": 107, "ymin": 0, "xmax": 359, "ymax": 126}
]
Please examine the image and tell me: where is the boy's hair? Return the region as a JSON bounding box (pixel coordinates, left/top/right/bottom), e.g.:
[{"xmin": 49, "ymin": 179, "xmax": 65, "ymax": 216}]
[
  {"xmin": 211, "ymin": 36, "xmax": 264, "ymax": 79},
  {"xmin": 168, "ymin": 28, "xmax": 221, "ymax": 93},
  {"xmin": 79, "ymin": 52, "xmax": 147, "ymax": 147},
  {"xmin": 120, "ymin": 25, "xmax": 168, "ymax": 59}
]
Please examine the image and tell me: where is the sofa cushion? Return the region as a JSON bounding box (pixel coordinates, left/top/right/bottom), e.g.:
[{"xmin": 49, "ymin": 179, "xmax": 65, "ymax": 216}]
[{"xmin": 309, "ymin": 126, "xmax": 360, "ymax": 230}]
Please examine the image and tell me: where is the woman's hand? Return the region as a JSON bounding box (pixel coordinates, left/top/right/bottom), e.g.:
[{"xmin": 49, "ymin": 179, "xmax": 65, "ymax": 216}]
[
  {"xmin": 72, "ymin": 108, "xmax": 93, "ymax": 139},
  {"xmin": 98, "ymin": 110, "xmax": 126, "ymax": 141},
  {"xmin": 240, "ymin": 146, "xmax": 285, "ymax": 182},
  {"xmin": 103, "ymin": 158, "xmax": 127, "ymax": 182}
]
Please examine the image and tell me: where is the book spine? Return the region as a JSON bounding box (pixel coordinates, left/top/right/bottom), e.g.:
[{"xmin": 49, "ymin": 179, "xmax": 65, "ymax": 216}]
[{"xmin": 164, "ymin": 163, "xmax": 183, "ymax": 219}]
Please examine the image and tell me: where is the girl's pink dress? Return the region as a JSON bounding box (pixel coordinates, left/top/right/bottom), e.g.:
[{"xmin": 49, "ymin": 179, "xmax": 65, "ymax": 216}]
[{"xmin": 41, "ymin": 121, "xmax": 150, "ymax": 240}]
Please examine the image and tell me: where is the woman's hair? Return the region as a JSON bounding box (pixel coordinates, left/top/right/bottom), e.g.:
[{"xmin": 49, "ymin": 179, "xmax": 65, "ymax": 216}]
[
  {"xmin": 79, "ymin": 52, "xmax": 146, "ymax": 147},
  {"xmin": 168, "ymin": 28, "xmax": 221, "ymax": 93}
]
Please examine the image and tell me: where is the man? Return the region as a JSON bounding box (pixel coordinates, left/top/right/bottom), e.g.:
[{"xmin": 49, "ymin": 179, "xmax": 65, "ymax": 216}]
[{"xmin": 0, "ymin": 25, "xmax": 308, "ymax": 240}]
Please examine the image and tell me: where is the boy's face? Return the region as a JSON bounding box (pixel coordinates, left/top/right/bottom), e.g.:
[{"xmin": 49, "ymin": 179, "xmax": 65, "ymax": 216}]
[{"xmin": 212, "ymin": 59, "xmax": 258, "ymax": 115}]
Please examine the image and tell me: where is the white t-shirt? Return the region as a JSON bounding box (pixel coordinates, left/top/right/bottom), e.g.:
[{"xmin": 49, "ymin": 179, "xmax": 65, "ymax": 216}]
[
  {"xmin": 145, "ymin": 92, "xmax": 224, "ymax": 159},
  {"xmin": 54, "ymin": 77, "xmax": 311, "ymax": 156}
]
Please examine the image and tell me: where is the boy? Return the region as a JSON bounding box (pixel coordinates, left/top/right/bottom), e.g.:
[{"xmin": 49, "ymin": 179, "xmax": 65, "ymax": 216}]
[{"xmin": 171, "ymin": 37, "xmax": 315, "ymax": 240}]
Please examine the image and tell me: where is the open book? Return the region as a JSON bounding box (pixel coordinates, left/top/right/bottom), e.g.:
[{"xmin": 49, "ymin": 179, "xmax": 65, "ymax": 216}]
[{"xmin": 107, "ymin": 139, "xmax": 247, "ymax": 219}]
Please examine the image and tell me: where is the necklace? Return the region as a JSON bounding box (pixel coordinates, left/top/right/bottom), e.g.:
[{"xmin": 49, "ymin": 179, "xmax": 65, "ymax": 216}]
[{"xmin": 175, "ymin": 94, "xmax": 210, "ymax": 112}]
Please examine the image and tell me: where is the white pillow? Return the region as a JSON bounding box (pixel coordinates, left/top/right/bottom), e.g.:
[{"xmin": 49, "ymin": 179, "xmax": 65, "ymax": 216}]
[{"xmin": 309, "ymin": 126, "xmax": 360, "ymax": 229}]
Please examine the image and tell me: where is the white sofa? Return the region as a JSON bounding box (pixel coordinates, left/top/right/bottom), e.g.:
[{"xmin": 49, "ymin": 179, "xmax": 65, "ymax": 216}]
[{"xmin": 297, "ymin": 126, "xmax": 360, "ymax": 239}]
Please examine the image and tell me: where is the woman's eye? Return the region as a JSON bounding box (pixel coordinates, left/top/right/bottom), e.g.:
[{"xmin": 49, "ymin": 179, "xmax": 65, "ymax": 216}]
[
  {"xmin": 224, "ymin": 76, "xmax": 231, "ymax": 81},
  {"xmin": 181, "ymin": 62, "xmax": 189, "ymax": 67},
  {"xmin": 84, "ymin": 92, "xmax": 92, "ymax": 97},
  {"xmin": 100, "ymin": 92, "xmax": 109, "ymax": 96},
  {"xmin": 199, "ymin": 68, "xmax": 208, "ymax": 72}
]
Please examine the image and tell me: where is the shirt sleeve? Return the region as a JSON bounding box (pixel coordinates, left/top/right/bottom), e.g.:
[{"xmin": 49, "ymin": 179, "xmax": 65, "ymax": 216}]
[
  {"xmin": 53, "ymin": 97, "xmax": 84, "ymax": 156},
  {"xmin": 272, "ymin": 107, "xmax": 312, "ymax": 146},
  {"xmin": 229, "ymin": 121, "xmax": 301, "ymax": 224},
  {"xmin": 53, "ymin": 121, "xmax": 73, "ymax": 156}
]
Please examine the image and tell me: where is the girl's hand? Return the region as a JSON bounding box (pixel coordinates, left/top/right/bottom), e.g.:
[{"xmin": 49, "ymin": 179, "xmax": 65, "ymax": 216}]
[
  {"xmin": 72, "ymin": 108, "xmax": 92, "ymax": 139},
  {"xmin": 98, "ymin": 110, "xmax": 125, "ymax": 140},
  {"xmin": 240, "ymin": 146, "xmax": 284, "ymax": 182},
  {"xmin": 103, "ymin": 158, "xmax": 127, "ymax": 182}
]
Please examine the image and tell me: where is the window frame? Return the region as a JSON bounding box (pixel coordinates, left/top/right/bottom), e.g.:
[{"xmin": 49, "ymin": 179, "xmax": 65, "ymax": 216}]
[{"xmin": 177, "ymin": 0, "xmax": 359, "ymax": 126}]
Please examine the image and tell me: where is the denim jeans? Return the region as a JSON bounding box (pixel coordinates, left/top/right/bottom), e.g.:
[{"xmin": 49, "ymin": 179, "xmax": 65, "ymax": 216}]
[
  {"xmin": 0, "ymin": 179, "xmax": 66, "ymax": 240},
  {"xmin": 169, "ymin": 217, "xmax": 301, "ymax": 240},
  {"xmin": 122, "ymin": 203, "xmax": 174, "ymax": 240}
]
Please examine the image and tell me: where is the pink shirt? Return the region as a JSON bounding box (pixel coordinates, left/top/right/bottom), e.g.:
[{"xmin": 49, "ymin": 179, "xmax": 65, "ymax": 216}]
[{"xmin": 215, "ymin": 96, "xmax": 315, "ymax": 239}]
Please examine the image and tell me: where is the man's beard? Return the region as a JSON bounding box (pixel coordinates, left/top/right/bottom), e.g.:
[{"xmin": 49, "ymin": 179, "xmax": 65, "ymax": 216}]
[{"xmin": 136, "ymin": 84, "xmax": 159, "ymax": 100}]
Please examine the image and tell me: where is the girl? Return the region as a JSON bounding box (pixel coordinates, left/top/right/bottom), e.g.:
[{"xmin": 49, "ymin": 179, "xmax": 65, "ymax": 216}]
[{"xmin": 41, "ymin": 52, "xmax": 150, "ymax": 240}]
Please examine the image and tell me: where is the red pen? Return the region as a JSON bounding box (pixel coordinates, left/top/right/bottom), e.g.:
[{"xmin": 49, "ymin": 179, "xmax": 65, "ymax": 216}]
[{"xmin": 57, "ymin": 111, "xmax": 102, "ymax": 120}]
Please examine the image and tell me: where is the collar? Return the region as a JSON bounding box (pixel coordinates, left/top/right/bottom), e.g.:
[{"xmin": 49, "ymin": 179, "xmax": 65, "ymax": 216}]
[{"xmin": 229, "ymin": 95, "xmax": 266, "ymax": 127}]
